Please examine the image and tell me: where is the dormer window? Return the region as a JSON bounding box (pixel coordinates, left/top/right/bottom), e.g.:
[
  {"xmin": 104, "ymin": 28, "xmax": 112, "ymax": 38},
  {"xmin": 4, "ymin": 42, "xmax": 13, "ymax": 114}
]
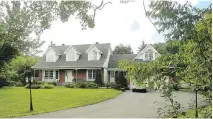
[
  {"xmin": 45, "ymin": 47, "xmax": 60, "ymax": 62},
  {"xmin": 64, "ymin": 46, "xmax": 81, "ymax": 61},
  {"xmin": 86, "ymin": 45, "xmax": 102, "ymax": 61},
  {"xmin": 92, "ymin": 50, "xmax": 97, "ymax": 60}
]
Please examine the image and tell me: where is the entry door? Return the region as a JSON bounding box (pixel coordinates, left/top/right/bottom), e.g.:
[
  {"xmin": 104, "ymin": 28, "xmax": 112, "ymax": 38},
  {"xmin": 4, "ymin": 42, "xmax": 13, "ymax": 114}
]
[{"xmin": 65, "ymin": 70, "xmax": 73, "ymax": 82}]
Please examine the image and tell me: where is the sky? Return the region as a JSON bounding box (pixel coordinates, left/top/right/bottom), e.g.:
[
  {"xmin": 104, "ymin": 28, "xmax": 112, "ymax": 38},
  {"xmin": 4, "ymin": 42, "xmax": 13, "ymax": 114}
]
[{"xmin": 39, "ymin": 0, "xmax": 211, "ymax": 54}]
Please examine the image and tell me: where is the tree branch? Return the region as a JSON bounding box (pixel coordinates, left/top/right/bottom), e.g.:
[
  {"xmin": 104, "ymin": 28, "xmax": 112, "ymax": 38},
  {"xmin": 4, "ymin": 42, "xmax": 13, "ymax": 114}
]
[
  {"xmin": 142, "ymin": 0, "xmax": 160, "ymax": 33},
  {"xmin": 92, "ymin": 1, "xmax": 112, "ymax": 22}
]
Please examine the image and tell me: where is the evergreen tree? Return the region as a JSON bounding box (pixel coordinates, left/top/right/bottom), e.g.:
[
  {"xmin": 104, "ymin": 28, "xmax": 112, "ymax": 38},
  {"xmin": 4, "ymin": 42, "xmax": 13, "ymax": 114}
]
[{"xmin": 94, "ymin": 69, "xmax": 103, "ymax": 87}]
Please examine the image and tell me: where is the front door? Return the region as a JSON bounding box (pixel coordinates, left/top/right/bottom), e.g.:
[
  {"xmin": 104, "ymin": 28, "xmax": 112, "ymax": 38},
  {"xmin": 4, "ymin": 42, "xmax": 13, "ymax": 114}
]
[{"xmin": 65, "ymin": 70, "xmax": 73, "ymax": 82}]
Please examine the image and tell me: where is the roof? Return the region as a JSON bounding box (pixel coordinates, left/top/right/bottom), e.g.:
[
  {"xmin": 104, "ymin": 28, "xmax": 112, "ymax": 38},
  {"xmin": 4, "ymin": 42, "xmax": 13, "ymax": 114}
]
[
  {"xmin": 32, "ymin": 43, "xmax": 110, "ymax": 69},
  {"xmin": 108, "ymin": 54, "xmax": 137, "ymax": 68}
]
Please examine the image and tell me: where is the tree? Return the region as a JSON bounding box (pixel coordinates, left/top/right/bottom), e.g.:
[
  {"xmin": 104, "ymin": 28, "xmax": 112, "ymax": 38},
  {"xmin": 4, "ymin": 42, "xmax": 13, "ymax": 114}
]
[
  {"xmin": 2, "ymin": 54, "xmax": 39, "ymax": 85},
  {"xmin": 137, "ymin": 40, "xmax": 146, "ymax": 53},
  {"xmin": 94, "ymin": 69, "xmax": 103, "ymax": 87},
  {"xmin": 0, "ymin": 1, "xmax": 111, "ymax": 68},
  {"xmin": 113, "ymin": 44, "xmax": 133, "ymax": 54},
  {"xmin": 152, "ymin": 42, "xmax": 167, "ymax": 55}
]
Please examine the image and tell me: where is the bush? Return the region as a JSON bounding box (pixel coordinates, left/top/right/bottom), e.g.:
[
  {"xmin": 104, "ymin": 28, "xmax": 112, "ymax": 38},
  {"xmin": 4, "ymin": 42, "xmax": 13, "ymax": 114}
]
[
  {"xmin": 94, "ymin": 69, "xmax": 103, "ymax": 86},
  {"xmin": 72, "ymin": 78, "xmax": 86, "ymax": 82},
  {"xmin": 25, "ymin": 84, "xmax": 41, "ymax": 89},
  {"xmin": 86, "ymin": 82, "xmax": 98, "ymax": 88},
  {"xmin": 0, "ymin": 75, "xmax": 6, "ymax": 88},
  {"xmin": 65, "ymin": 82, "xmax": 98, "ymax": 88},
  {"xmin": 47, "ymin": 82, "xmax": 57, "ymax": 86},
  {"xmin": 41, "ymin": 83, "xmax": 54, "ymax": 89},
  {"xmin": 14, "ymin": 81, "xmax": 23, "ymax": 87}
]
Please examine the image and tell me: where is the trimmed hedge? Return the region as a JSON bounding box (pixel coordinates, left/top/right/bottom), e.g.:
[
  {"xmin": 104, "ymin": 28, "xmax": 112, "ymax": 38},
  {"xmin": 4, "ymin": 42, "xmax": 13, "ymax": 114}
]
[
  {"xmin": 25, "ymin": 84, "xmax": 41, "ymax": 89},
  {"xmin": 41, "ymin": 83, "xmax": 54, "ymax": 89},
  {"xmin": 65, "ymin": 82, "xmax": 98, "ymax": 88}
]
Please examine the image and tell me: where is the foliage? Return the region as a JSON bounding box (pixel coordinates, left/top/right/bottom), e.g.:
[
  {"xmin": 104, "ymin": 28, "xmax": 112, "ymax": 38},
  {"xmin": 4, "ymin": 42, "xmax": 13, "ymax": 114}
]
[
  {"xmin": 14, "ymin": 81, "xmax": 23, "ymax": 87},
  {"xmin": 152, "ymin": 42, "xmax": 167, "ymax": 55},
  {"xmin": 104, "ymin": 82, "xmax": 115, "ymax": 88},
  {"xmin": 0, "ymin": 87, "xmax": 122, "ymax": 118},
  {"xmin": 25, "ymin": 84, "xmax": 41, "ymax": 89},
  {"xmin": 1, "ymin": 54, "xmax": 39, "ymax": 85},
  {"xmin": 94, "ymin": 69, "xmax": 103, "ymax": 86},
  {"xmin": 115, "ymin": 71, "xmax": 127, "ymax": 88},
  {"xmin": 40, "ymin": 83, "xmax": 54, "ymax": 89},
  {"xmin": 113, "ymin": 44, "xmax": 133, "ymax": 54},
  {"xmin": 65, "ymin": 82, "xmax": 98, "ymax": 89}
]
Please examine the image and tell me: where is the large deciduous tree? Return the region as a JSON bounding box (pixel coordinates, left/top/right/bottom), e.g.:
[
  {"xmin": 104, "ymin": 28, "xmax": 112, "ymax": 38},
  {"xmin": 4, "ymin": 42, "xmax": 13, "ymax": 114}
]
[{"xmin": 113, "ymin": 44, "xmax": 133, "ymax": 54}]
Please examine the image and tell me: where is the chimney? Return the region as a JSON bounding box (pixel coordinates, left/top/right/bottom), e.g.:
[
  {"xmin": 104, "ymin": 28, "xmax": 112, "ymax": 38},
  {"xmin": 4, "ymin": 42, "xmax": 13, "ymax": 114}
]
[
  {"xmin": 62, "ymin": 44, "xmax": 65, "ymax": 46},
  {"xmin": 95, "ymin": 42, "xmax": 99, "ymax": 44}
]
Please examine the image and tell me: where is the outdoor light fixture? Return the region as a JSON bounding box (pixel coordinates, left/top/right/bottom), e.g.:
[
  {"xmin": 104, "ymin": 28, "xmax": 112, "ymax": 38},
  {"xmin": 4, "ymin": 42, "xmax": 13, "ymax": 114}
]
[{"xmin": 25, "ymin": 69, "xmax": 34, "ymax": 111}]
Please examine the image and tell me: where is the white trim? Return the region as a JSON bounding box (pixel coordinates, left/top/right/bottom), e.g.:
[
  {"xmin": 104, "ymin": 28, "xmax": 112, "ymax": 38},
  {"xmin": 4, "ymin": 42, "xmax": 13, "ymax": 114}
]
[
  {"xmin": 43, "ymin": 47, "xmax": 61, "ymax": 56},
  {"xmin": 86, "ymin": 45, "xmax": 103, "ymax": 54},
  {"xmin": 86, "ymin": 69, "xmax": 96, "ymax": 81},
  {"xmin": 65, "ymin": 70, "xmax": 73, "ymax": 82},
  {"xmin": 134, "ymin": 44, "xmax": 160, "ymax": 60},
  {"xmin": 64, "ymin": 45, "xmax": 81, "ymax": 54}
]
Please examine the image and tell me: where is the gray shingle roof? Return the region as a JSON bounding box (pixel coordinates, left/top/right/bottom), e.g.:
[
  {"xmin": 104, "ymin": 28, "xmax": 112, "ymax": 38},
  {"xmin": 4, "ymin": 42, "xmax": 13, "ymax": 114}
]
[
  {"xmin": 108, "ymin": 54, "xmax": 137, "ymax": 68},
  {"xmin": 32, "ymin": 43, "xmax": 110, "ymax": 69}
]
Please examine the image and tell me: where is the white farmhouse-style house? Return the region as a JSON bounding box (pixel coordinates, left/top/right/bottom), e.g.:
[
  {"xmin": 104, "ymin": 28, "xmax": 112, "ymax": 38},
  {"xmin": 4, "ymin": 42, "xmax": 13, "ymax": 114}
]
[{"xmin": 32, "ymin": 43, "xmax": 160, "ymax": 89}]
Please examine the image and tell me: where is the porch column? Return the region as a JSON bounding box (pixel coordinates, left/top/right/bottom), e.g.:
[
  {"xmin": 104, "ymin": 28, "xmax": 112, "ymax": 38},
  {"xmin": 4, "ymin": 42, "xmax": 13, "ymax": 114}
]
[
  {"xmin": 75, "ymin": 69, "xmax": 78, "ymax": 82},
  {"xmin": 104, "ymin": 68, "xmax": 108, "ymax": 83}
]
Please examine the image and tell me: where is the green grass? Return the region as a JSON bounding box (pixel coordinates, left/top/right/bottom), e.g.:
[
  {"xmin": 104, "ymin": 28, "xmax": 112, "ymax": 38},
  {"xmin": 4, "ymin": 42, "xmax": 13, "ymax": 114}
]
[{"xmin": 0, "ymin": 86, "xmax": 122, "ymax": 118}]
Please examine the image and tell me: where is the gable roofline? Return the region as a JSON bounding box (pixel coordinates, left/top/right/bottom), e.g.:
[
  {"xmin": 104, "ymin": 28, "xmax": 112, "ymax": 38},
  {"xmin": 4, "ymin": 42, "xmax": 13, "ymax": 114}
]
[
  {"xmin": 134, "ymin": 44, "xmax": 160, "ymax": 60},
  {"xmin": 86, "ymin": 45, "xmax": 103, "ymax": 54},
  {"xmin": 43, "ymin": 47, "xmax": 61, "ymax": 56},
  {"xmin": 64, "ymin": 45, "xmax": 81, "ymax": 54}
]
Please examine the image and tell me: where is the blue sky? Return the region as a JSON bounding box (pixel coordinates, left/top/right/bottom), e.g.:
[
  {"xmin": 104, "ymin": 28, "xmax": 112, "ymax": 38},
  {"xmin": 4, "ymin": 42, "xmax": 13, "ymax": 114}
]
[{"xmin": 196, "ymin": 1, "xmax": 211, "ymax": 8}]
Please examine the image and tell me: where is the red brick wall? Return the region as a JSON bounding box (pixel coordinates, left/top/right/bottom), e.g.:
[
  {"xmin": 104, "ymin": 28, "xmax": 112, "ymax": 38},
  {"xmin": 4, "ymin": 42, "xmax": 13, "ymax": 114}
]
[
  {"xmin": 72, "ymin": 69, "xmax": 86, "ymax": 80},
  {"xmin": 59, "ymin": 70, "xmax": 65, "ymax": 83},
  {"xmin": 39, "ymin": 70, "xmax": 42, "ymax": 81}
]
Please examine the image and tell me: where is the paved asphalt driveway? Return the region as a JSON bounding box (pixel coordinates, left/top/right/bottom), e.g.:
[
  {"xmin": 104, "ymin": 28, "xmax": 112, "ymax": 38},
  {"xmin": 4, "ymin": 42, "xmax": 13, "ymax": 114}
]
[{"xmin": 23, "ymin": 91, "xmax": 206, "ymax": 118}]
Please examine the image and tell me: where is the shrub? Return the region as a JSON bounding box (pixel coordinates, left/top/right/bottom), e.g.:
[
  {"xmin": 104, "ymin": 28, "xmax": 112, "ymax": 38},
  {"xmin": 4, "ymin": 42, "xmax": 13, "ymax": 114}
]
[
  {"xmin": 41, "ymin": 83, "xmax": 54, "ymax": 89},
  {"xmin": 0, "ymin": 75, "xmax": 6, "ymax": 88},
  {"xmin": 111, "ymin": 84, "xmax": 122, "ymax": 90},
  {"xmin": 94, "ymin": 69, "xmax": 103, "ymax": 86},
  {"xmin": 15, "ymin": 81, "xmax": 23, "ymax": 87},
  {"xmin": 104, "ymin": 82, "xmax": 116, "ymax": 88},
  {"xmin": 47, "ymin": 82, "xmax": 57, "ymax": 86},
  {"xmin": 73, "ymin": 78, "xmax": 86, "ymax": 82},
  {"xmin": 86, "ymin": 82, "xmax": 98, "ymax": 88},
  {"xmin": 25, "ymin": 84, "xmax": 41, "ymax": 89},
  {"xmin": 65, "ymin": 82, "xmax": 98, "ymax": 88}
]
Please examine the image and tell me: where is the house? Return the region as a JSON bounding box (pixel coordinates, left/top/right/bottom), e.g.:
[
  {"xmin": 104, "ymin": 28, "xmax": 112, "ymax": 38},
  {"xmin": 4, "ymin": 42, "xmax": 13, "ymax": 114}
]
[{"xmin": 32, "ymin": 42, "xmax": 160, "ymax": 89}]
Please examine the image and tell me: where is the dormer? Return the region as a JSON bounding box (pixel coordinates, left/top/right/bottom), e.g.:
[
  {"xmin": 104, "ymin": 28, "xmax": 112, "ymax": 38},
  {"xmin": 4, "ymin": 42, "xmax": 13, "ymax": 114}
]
[
  {"xmin": 134, "ymin": 44, "xmax": 160, "ymax": 61},
  {"xmin": 44, "ymin": 47, "xmax": 60, "ymax": 62},
  {"xmin": 64, "ymin": 46, "xmax": 81, "ymax": 61},
  {"xmin": 86, "ymin": 45, "xmax": 103, "ymax": 61}
]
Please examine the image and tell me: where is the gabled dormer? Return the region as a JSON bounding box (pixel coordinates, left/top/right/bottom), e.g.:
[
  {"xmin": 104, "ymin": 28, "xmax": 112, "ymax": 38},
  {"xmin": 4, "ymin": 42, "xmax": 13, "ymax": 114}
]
[
  {"xmin": 64, "ymin": 46, "xmax": 81, "ymax": 61},
  {"xmin": 86, "ymin": 45, "xmax": 103, "ymax": 61},
  {"xmin": 44, "ymin": 47, "xmax": 61, "ymax": 62},
  {"xmin": 134, "ymin": 44, "xmax": 160, "ymax": 61}
]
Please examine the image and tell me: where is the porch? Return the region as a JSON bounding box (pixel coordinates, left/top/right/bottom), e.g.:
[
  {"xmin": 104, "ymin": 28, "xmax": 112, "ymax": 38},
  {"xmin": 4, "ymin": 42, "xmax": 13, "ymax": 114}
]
[{"xmin": 33, "ymin": 68, "xmax": 106, "ymax": 83}]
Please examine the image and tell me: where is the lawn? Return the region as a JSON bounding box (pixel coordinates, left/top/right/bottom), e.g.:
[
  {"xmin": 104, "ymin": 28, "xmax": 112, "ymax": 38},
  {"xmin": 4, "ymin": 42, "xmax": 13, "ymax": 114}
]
[{"xmin": 0, "ymin": 87, "xmax": 122, "ymax": 118}]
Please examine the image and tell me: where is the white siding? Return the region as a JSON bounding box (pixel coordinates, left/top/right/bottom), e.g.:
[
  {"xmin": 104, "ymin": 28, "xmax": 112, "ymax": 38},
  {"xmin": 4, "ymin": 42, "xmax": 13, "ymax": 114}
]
[
  {"xmin": 135, "ymin": 46, "xmax": 160, "ymax": 61},
  {"xmin": 88, "ymin": 46, "xmax": 101, "ymax": 61},
  {"xmin": 46, "ymin": 48, "xmax": 57, "ymax": 62},
  {"xmin": 66, "ymin": 47, "xmax": 79, "ymax": 61}
]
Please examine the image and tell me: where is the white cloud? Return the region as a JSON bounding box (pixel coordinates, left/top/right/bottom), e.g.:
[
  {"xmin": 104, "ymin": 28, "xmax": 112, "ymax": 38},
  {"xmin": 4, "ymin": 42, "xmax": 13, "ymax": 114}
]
[{"xmin": 39, "ymin": 0, "xmax": 200, "ymax": 54}]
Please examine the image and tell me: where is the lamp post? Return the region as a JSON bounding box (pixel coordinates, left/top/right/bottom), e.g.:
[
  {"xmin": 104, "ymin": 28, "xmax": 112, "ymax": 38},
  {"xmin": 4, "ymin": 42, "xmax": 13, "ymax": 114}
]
[
  {"xmin": 25, "ymin": 70, "xmax": 33, "ymax": 111},
  {"xmin": 169, "ymin": 63, "xmax": 175, "ymax": 106}
]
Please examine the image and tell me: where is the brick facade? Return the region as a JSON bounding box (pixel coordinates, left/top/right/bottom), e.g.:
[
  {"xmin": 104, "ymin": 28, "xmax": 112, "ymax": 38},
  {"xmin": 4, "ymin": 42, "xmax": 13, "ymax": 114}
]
[
  {"xmin": 72, "ymin": 69, "xmax": 87, "ymax": 80},
  {"xmin": 39, "ymin": 70, "xmax": 42, "ymax": 81}
]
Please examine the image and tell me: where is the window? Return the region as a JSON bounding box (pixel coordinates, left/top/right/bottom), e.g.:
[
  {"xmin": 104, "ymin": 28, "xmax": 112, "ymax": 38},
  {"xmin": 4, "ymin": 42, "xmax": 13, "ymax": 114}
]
[
  {"xmin": 88, "ymin": 70, "xmax": 96, "ymax": 81},
  {"xmin": 145, "ymin": 52, "xmax": 148, "ymax": 60},
  {"xmin": 34, "ymin": 70, "xmax": 39, "ymax": 77},
  {"xmin": 93, "ymin": 50, "xmax": 97, "ymax": 60},
  {"xmin": 111, "ymin": 71, "xmax": 115, "ymax": 78},
  {"xmin": 55, "ymin": 71, "xmax": 59, "ymax": 79},
  {"xmin": 44, "ymin": 71, "xmax": 55, "ymax": 79},
  {"xmin": 67, "ymin": 53, "xmax": 75, "ymax": 61},
  {"xmin": 148, "ymin": 49, "xmax": 153, "ymax": 60}
]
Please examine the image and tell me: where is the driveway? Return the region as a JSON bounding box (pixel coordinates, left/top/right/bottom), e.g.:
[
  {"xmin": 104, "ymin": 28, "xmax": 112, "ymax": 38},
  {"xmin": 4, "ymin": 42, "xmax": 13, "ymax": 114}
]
[{"xmin": 23, "ymin": 90, "xmax": 206, "ymax": 118}]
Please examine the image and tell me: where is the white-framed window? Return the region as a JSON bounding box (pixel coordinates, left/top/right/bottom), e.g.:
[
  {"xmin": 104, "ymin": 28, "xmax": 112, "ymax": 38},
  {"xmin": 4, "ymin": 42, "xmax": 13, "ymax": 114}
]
[
  {"xmin": 55, "ymin": 71, "xmax": 59, "ymax": 79},
  {"xmin": 92, "ymin": 50, "xmax": 97, "ymax": 60},
  {"xmin": 145, "ymin": 52, "xmax": 148, "ymax": 60},
  {"xmin": 44, "ymin": 70, "xmax": 58, "ymax": 79},
  {"xmin": 87, "ymin": 70, "xmax": 96, "ymax": 81},
  {"xmin": 67, "ymin": 53, "xmax": 75, "ymax": 61},
  {"xmin": 111, "ymin": 71, "xmax": 115, "ymax": 78}
]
